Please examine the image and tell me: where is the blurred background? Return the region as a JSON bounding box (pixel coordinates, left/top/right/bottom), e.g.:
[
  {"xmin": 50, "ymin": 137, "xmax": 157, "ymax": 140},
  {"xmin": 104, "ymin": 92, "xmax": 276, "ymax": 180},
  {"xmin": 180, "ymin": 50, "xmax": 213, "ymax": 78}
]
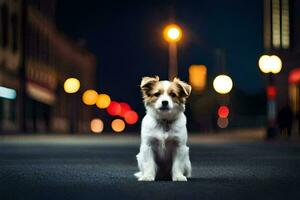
[{"xmin": 0, "ymin": 0, "xmax": 299, "ymax": 138}]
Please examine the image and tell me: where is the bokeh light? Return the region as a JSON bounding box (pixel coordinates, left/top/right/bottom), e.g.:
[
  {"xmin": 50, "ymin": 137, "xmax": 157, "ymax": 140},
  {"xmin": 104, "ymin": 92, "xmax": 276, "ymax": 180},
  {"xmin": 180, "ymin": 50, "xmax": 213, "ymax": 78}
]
[
  {"xmin": 189, "ymin": 65, "xmax": 207, "ymax": 92},
  {"xmin": 111, "ymin": 119, "xmax": 125, "ymax": 133},
  {"xmin": 96, "ymin": 94, "xmax": 111, "ymax": 109},
  {"xmin": 124, "ymin": 110, "xmax": 139, "ymax": 125},
  {"xmin": 82, "ymin": 90, "xmax": 98, "ymax": 105},
  {"xmin": 63, "ymin": 78, "xmax": 80, "ymax": 94},
  {"xmin": 119, "ymin": 102, "xmax": 131, "ymax": 117},
  {"xmin": 163, "ymin": 24, "xmax": 182, "ymax": 43},
  {"xmin": 270, "ymin": 55, "xmax": 282, "ymax": 74},
  {"xmin": 258, "ymin": 55, "xmax": 282, "ymax": 74},
  {"xmin": 0, "ymin": 86, "xmax": 16, "ymax": 99},
  {"xmin": 217, "ymin": 117, "xmax": 229, "ymax": 128},
  {"xmin": 90, "ymin": 118, "xmax": 104, "ymax": 133},
  {"xmin": 107, "ymin": 101, "xmax": 122, "ymax": 116},
  {"xmin": 213, "ymin": 75, "xmax": 233, "ymax": 94},
  {"xmin": 266, "ymin": 86, "xmax": 277, "ymax": 99},
  {"xmin": 218, "ymin": 106, "xmax": 229, "ymax": 118}
]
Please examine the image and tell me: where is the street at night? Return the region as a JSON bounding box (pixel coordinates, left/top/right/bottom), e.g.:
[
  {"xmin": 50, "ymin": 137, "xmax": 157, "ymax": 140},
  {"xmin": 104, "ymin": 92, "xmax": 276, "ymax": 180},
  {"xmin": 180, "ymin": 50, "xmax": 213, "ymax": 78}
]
[
  {"xmin": 1, "ymin": 133, "xmax": 300, "ymax": 200},
  {"xmin": 1, "ymin": 0, "xmax": 300, "ymax": 199}
]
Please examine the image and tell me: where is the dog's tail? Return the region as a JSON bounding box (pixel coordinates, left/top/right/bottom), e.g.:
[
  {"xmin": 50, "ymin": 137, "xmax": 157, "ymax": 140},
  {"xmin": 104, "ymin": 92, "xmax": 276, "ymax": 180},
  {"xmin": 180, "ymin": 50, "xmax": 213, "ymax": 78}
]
[{"xmin": 134, "ymin": 171, "xmax": 142, "ymax": 179}]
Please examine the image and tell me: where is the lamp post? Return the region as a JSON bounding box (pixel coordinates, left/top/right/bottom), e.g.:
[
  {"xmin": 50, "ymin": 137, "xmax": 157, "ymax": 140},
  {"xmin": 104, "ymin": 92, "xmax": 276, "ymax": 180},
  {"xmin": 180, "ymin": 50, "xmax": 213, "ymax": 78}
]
[
  {"xmin": 163, "ymin": 24, "xmax": 182, "ymax": 80},
  {"xmin": 258, "ymin": 55, "xmax": 282, "ymax": 139},
  {"xmin": 213, "ymin": 74, "xmax": 233, "ymax": 129},
  {"xmin": 64, "ymin": 77, "xmax": 81, "ymax": 133}
]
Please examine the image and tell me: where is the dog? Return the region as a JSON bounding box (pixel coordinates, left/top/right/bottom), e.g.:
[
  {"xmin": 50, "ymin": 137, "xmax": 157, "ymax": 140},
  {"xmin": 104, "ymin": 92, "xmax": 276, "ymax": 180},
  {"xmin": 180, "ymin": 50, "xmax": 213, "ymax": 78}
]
[{"xmin": 134, "ymin": 76, "xmax": 192, "ymax": 181}]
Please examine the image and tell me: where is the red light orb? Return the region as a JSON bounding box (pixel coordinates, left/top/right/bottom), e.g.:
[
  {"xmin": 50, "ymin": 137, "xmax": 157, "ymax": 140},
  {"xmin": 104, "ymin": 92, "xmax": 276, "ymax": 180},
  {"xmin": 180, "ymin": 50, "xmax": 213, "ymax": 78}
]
[
  {"xmin": 124, "ymin": 111, "xmax": 139, "ymax": 125},
  {"xmin": 107, "ymin": 101, "xmax": 121, "ymax": 116},
  {"xmin": 218, "ymin": 106, "xmax": 229, "ymax": 118},
  {"xmin": 266, "ymin": 86, "xmax": 277, "ymax": 99},
  {"xmin": 119, "ymin": 102, "xmax": 131, "ymax": 117}
]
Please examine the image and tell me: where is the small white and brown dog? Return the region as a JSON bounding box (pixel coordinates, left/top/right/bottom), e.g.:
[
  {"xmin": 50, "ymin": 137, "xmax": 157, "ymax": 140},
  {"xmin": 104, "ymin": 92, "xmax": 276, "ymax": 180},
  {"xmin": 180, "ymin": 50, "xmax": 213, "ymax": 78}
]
[{"xmin": 134, "ymin": 76, "xmax": 192, "ymax": 181}]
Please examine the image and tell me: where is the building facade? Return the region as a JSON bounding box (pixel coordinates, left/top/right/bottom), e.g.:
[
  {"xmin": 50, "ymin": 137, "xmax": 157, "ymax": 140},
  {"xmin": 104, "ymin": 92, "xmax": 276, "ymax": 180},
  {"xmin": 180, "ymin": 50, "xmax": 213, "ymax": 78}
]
[
  {"xmin": 0, "ymin": 0, "xmax": 96, "ymax": 133},
  {"xmin": 263, "ymin": 0, "xmax": 300, "ymax": 134}
]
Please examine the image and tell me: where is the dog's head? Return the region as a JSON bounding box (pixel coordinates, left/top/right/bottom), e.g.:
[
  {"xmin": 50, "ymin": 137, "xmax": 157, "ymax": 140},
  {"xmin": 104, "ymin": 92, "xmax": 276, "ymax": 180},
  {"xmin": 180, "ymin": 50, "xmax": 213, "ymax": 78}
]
[{"xmin": 140, "ymin": 76, "xmax": 192, "ymax": 120}]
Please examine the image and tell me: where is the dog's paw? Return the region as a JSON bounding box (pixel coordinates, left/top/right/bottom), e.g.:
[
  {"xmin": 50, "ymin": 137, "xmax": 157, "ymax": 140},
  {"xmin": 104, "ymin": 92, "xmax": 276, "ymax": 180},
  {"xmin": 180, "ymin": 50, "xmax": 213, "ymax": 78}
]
[
  {"xmin": 138, "ymin": 175, "xmax": 155, "ymax": 181},
  {"xmin": 172, "ymin": 175, "xmax": 187, "ymax": 181},
  {"xmin": 134, "ymin": 172, "xmax": 142, "ymax": 179}
]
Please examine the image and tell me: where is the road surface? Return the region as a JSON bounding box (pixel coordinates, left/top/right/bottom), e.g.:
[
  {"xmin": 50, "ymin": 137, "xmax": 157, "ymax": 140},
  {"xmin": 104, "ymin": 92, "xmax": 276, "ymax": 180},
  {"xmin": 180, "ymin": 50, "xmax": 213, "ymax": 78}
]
[{"xmin": 0, "ymin": 134, "xmax": 300, "ymax": 199}]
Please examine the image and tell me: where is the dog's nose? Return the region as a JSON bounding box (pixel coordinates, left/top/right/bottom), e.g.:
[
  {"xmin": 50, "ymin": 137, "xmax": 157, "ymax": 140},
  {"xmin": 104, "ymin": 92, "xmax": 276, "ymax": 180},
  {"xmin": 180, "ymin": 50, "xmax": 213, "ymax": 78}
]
[{"xmin": 162, "ymin": 101, "xmax": 168, "ymax": 107}]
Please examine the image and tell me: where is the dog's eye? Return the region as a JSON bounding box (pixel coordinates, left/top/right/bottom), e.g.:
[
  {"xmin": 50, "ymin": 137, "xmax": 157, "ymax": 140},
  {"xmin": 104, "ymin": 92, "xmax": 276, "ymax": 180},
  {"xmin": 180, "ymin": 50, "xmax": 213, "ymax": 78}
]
[
  {"xmin": 169, "ymin": 92, "xmax": 177, "ymax": 97},
  {"xmin": 153, "ymin": 92, "xmax": 160, "ymax": 97}
]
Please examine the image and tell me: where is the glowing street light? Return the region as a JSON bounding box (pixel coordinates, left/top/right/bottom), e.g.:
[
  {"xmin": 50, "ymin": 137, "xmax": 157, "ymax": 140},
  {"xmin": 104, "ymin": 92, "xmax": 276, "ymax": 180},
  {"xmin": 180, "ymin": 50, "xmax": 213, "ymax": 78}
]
[
  {"xmin": 258, "ymin": 54, "xmax": 282, "ymax": 139},
  {"xmin": 163, "ymin": 23, "xmax": 183, "ymax": 80},
  {"xmin": 163, "ymin": 24, "xmax": 183, "ymax": 43},
  {"xmin": 64, "ymin": 78, "xmax": 80, "ymax": 94},
  {"xmin": 63, "ymin": 77, "xmax": 80, "ymax": 133},
  {"xmin": 258, "ymin": 55, "xmax": 282, "ymax": 74},
  {"xmin": 213, "ymin": 75, "xmax": 233, "ymax": 94}
]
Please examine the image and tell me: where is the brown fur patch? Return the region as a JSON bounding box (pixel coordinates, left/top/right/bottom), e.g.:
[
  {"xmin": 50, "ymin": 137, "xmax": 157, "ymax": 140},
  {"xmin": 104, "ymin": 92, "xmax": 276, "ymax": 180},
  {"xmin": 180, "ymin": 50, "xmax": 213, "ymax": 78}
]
[
  {"xmin": 142, "ymin": 82, "xmax": 165, "ymax": 104},
  {"xmin": 140, "ymin": 76, "xmax": 164, "ymax": 104},
  {"xmin": 140, "ymin": 76, "xmax": 192, "ymax": 105},
  {"xmin": 173, "ymin": 78, "xmax": 192, "ymax": 98},
  {"xmin": 168, "ymin": 82, "xmax": 187, "ymax": 104}
]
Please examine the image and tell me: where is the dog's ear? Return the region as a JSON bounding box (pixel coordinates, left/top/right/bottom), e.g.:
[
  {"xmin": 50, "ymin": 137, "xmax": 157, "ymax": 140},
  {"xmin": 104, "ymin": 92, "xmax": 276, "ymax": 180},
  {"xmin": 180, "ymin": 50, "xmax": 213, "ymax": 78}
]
[
  {"xmin": 173, "ymin": 77, "xmax": 192, "ymax": 98},
  {"xmin": 140, "ymin": 76, "xmax": 160, "ymax": 96}
]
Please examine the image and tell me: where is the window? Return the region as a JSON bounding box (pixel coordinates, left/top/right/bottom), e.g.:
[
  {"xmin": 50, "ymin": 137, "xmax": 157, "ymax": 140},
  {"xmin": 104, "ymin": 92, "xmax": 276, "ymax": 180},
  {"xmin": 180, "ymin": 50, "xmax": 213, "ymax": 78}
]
[
  {"xmin": 11, "ymin": 14, "xmax": 19, "ymax": 52},
  {"xmin": 1, "ymin": 4, "xmax": 9, "ymax": 48},
  {"xmin": 271, "ymin": 0, "xmax": 290, "ymax": 49},
  {"xmin": 281, "ymin": 0, "xmax": 290, "ymax": 48}
]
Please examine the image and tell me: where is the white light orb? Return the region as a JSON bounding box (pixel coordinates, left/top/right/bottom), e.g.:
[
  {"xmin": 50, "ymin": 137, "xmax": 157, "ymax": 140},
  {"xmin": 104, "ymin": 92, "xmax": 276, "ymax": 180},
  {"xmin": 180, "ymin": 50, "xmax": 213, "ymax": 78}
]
[{"xmin": 213, "ymin": 75, "xmax": 233, "ymax": 94}]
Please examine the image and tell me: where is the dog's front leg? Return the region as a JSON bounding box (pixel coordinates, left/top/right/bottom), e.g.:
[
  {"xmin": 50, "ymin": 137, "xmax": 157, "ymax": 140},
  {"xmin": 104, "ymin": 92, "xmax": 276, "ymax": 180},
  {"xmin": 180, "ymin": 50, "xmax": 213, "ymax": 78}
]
[
  {"xmin": 172, "ymin": 145, "xmax": 189, "ymax": 181},
  {"xmin": 137, "ymin": 144, "xmax": 157, "ymax": 181}
]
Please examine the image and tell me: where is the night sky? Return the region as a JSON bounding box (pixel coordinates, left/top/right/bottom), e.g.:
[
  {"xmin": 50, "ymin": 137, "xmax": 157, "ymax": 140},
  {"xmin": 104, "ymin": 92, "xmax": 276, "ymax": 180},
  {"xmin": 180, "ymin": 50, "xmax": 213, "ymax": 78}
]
[{"xmin": 56, "ymin": 0, "xmax": 264, "ymax": 112}]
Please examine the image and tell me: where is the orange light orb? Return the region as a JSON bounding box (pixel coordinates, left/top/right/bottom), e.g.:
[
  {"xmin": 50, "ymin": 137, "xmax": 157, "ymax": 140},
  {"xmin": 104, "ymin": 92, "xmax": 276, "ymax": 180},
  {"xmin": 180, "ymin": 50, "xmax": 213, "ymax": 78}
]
[
  {"xmin": 82, "ymin": 90, "xmax": 98, "ymax": 105},
  {"xmin": 90, "ymin": 118, "xmax": 104, "ymax": 133},
  {"xmin": 119, "ymin": 102, "xmax": 131, "ymax": 117},
  {"xmin": 124, "ymin": 111, "xmax": 139, "ymax": 125},
  {"xmin": 111, "ymin": 119, "xmax": 125, "ymax": 133},
  {"xmin": 107, "ymin": 101, "xmax": 122, "ymax": 116},
  {"xmin": 96, "ymin": 94, "xmax": 111, "ymax": 109},
  {"xmin": 163, "ymin": 24, "xmax": 183, "ymax": 43}
]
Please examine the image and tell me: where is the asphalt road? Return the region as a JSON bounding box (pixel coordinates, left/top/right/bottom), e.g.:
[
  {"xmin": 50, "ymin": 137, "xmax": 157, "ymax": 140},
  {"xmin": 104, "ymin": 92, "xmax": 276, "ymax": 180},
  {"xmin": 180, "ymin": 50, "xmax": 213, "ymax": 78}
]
[{"xmin": 1, "ymin": 135, "xmax": 300, "ymax": 200}]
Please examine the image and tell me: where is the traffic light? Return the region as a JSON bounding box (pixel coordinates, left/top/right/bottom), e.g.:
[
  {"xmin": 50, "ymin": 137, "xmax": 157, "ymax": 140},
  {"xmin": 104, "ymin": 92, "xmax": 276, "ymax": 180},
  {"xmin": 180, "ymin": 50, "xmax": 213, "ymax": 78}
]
[{"xmin": 217, "ymin": 105, "xmax": 229, "ymax": 128}]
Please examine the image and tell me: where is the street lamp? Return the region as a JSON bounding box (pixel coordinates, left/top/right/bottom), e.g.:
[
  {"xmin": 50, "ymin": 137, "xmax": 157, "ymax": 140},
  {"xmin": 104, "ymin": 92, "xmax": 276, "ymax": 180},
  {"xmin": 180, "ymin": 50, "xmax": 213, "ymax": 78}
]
[
  {"xmin": 63, "ymin": 77, "xmax": 81, "ymax": 133},
  {"xmin": 258, "ymin": 54, "xmax": 282, "ymax": 139},
  {"xmin": 213, "ymin": 74, "xmax": 233, "ymax": 129},
  {"xmin": 163, "ymin": 24, "xmax": 183, "ymax": 80}
]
